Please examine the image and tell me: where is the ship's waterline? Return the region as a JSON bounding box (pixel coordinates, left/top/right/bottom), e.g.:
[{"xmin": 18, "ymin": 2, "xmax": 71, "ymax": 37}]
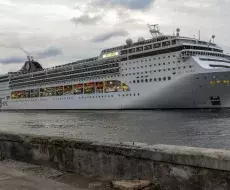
[{"xmin": 0, "ymin": 25, "xmax": 230, "ymax": 110}]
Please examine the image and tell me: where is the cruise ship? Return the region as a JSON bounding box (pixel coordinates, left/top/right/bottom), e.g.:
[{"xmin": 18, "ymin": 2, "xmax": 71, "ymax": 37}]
[{"xmin": 0, "ymin": 25, "xmax": 230, "ymax": 110}]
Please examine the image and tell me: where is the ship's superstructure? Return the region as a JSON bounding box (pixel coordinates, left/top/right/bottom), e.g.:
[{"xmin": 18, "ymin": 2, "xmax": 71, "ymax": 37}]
[{"xmin": 1, "ymin": 25, "xmax": 230, "ymax": 109}]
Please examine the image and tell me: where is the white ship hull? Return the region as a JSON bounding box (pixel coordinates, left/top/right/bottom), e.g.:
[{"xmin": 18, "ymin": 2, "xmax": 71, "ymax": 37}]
[{"xmin": 2, "ymin": 69, "xmax": 230, "ymax": 110}]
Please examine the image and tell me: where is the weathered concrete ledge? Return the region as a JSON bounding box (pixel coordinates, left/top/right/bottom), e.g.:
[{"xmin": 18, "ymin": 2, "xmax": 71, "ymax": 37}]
[{"xmin": 0, "ymin": 132, "xmax": 230, "ymax": 189}]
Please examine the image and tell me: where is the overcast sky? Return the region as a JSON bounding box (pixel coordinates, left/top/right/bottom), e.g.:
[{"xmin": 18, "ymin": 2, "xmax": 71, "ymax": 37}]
[{"xmin": 0, "ymin": 0, "xmax": 229, "ymax": 73}]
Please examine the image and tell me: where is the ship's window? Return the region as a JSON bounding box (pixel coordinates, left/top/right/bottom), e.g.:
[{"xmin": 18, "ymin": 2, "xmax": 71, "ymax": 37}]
[
  {"xmin": 144, "ymin": 45, "xmax": 152, "ymax": 50},
  {"xmin": 168, "ymin": 77, "xmax": 171, "ymax": 80},
  {"xmin": 168, "ymin": 62, "xmax": 170, "ymax": 64},
  {"xmin": 133, "ymin": 80, "xmax": 136, "ymax": 83},
  {"xmin": 149, "ymin": 65, "xmax": 152, "ymax": 67},
  {"xmin": 163, "ymin": 69, "xmax": 166, "ymax": 71},
  {"xmin": 136, "ymin": 47, "xmax": 143, "ymax": 52},
  {"xmin": 159, "ymin": 63, "xmax": 161, "ymax": 66},
  {"xmin": 163, "ymin": 77, "xmax": 166, "ymax": 81},
  {"xmin": 159, "ymin": 78, "xmax": 161, "ymax": 81},
  {"xmin": 189, "ymin": 66, "xmax": 192, "ymax": 68},
  {"xmin": 149, "ymin": 59, "xmax": 151, "ymax": 61},
  {"xmin": 154, "ymin": 70, "xmax": 156, "ymax": 72},
  {"xmin": 141, "ymin": 66, "xmax": 143, "ymax": 68},
  {"xmin": 145, "ymin": 79, "xmax": 148, "ymax": 82},
  {"xmin": 178, "ymin": 67, "xmax": 181, "ymax": 70},
  {"xmin": 133, "ymin": 67, "xmax": 135, "ymax": 69},
  {"xmin": 159, "ymin": 70, "xmax": 161, "ymax": 72},
  {"xmin": 128, "ymin": 48, "xmax": 135, "ymax": 53},
  {"xmin": 141, "ymin": 79, "xmax": 144, "ymax": 83},
  {"xmin": 150, "ymin": 79, "xmax": 152, "ymax": 82},
  {"xmin": 137, "ymin": 80, "xmax": 140, "ymax": 83},
  {"xmin": 183, "ymin": 66, "xmax": 186, "ymax": 69},
  {"xmin": 178, "ymin": 61, "xmax": 181, "ymax": 63},
  {"xmin": 163, "ymin": 63, "xmax": 165, "ymax": 65},
  {"xmin": 173, "ymin": 68, "xmax": 176, "ymax": 70},
  {"xmin": 154, "ymin": 64, "xmax": 156, "ymax": 66},
  {"xmin": 154, "ymin": 78, "xmax": 157, "ymax": 81}
]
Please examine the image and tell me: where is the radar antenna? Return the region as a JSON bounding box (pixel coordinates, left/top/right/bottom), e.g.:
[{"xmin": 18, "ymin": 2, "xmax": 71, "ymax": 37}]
[
  {"xmin": 208, "ymin": 35, "xmax": 216, "ymax": 47},
  {"xmin": 147, "ymin": 24, "xmax": 163, "ymax": 37}
]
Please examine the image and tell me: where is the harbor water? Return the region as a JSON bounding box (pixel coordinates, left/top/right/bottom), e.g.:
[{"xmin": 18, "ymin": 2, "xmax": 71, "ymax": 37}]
[{"xmin": 1, "ymin": 110, "xmax": 230, "ymax": 149}]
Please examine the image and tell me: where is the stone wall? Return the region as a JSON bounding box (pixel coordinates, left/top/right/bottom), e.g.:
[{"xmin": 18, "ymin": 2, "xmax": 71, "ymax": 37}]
[{"xmin": 0, "ymin": 132, "xmax": 230, "ymax": 190}]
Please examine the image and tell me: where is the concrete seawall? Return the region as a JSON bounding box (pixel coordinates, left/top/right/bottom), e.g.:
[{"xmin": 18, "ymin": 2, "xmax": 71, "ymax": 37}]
[{"xmin": 0, "ymin": 132, "xmax": 230, "ymax": 189}]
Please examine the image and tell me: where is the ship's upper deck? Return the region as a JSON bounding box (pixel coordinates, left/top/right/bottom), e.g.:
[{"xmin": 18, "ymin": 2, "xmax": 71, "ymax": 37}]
[
  {"xmin": 101, "ymin": 35, "xmax": 221, "ymax": 54},
  {"xmin": 6, "ymin": 26, "xmax": 225, "ymax": 78}
]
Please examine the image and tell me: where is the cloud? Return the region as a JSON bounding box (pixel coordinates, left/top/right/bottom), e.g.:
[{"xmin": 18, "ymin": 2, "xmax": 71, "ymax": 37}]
[
  {"xmin": 35, "ymin": 46, "xmax": 63, "ymax": 59},
  {"xmin": 93, "ymin": 0, "xmax": 154, "ymax": 10},
  {"xmin": 92, "ymin": 29, "xmax": 129, "ymax": 42},
  {"xmin": 0, "ymin": 46, "xmax": 63, "ymax": 64},
  {"xmin": 70, "ymin": 14, "xmax": 102, "ymax": 25},
  {"xmin": 0, "ymin": 56, "xmax": 25, "ymax": 64}
]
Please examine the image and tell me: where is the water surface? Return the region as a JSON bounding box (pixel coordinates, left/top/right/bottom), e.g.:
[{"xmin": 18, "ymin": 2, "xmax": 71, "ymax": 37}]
[{"xmin": 1, "ymin": 110, "xmax": 230, "ymax": 149}]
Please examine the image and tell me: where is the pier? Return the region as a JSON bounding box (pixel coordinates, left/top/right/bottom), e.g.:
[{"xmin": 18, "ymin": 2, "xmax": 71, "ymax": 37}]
[{"xmin": 0, "ymin": 132, "xmax": 230, "ymax": 189}]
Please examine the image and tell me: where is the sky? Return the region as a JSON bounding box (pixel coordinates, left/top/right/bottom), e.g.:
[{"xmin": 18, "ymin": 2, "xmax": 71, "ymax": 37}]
[{"xmin": 0, "ymin": 0, "xmax": 230, "ymax": 73}]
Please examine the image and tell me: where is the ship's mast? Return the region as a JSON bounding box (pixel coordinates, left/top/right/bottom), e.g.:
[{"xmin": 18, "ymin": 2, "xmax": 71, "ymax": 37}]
[{"xmin": 147, "ymin": 24, "xmax": 163, "ymax": 37}]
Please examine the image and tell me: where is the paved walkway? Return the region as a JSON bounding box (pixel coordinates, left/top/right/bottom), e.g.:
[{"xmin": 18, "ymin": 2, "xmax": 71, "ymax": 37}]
[{"xmin": 0, "ymin": 160, "xmax": 86, "ymax": 190}]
